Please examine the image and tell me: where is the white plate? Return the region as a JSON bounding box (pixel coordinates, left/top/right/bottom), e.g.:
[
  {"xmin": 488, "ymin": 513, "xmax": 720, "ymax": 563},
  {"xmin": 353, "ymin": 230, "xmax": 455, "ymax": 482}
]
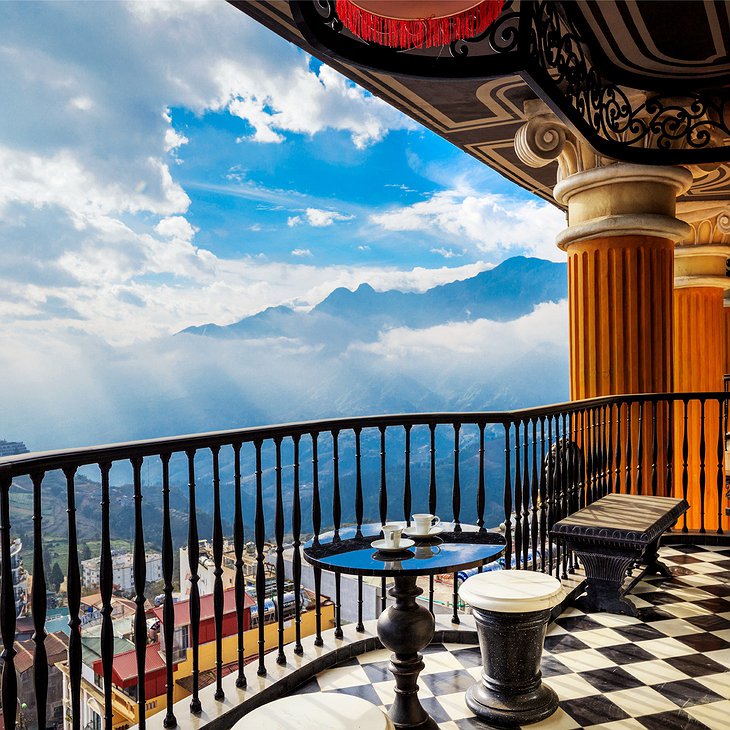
[
  {"xmin": 403, "ymin": 526, "xmax": 444, "ymax": 538},
  {"xmin": 371, "ymin": 538, "xmax": 415, "ymax": 552}
]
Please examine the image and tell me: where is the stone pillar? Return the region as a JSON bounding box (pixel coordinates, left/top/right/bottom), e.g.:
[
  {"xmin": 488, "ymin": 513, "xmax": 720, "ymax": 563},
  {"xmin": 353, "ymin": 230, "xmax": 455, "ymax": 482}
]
[
  {"xmin": 515, "ymin": 104, "xmax": 691, "ymax": 498},
  {"xmin": 554, "ymin": 166, "xmax": 690, "ymax": 400},
  {"xmin": 673, "ymin": 204, "xmax": 730, "ymax": 530},
  {"xmin": 514, "ymin": 104, "xmax": 692, "ymax": 401}
]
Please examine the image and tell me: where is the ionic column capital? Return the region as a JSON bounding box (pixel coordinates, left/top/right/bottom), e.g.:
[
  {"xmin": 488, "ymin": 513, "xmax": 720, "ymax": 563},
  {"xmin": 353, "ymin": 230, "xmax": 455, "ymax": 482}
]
[
  {"xmin": 515, "ymin": 102, "xmax": 692, "ymax": 249},
  {"xmin": 674, "ymin": 202, "xmax": 730, "ymax": 290},
  {"xmin": 513, "ymin": 100, "xmax": 602, "ymax": 181}
]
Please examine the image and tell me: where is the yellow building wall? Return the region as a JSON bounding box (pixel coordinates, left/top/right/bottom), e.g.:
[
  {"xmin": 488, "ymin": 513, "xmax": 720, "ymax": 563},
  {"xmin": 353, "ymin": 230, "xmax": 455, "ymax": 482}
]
[
  {"xmin": 107, "ymin": 606, "xmax": 335, "ymax": 723},
  {"xmin": 171, "ymin": 607, "xmax": 333, "ymax": 702}
]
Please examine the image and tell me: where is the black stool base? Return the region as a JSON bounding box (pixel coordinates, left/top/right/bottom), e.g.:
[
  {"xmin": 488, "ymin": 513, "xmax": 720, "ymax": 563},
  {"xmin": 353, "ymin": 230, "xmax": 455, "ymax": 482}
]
[
  {"xmin": 466, "ymin": 680, "xmax": 558, "ymax": 727},
  {"xmin": 467, "ymin": 606, "xmax": 558, "ymax": 728}
]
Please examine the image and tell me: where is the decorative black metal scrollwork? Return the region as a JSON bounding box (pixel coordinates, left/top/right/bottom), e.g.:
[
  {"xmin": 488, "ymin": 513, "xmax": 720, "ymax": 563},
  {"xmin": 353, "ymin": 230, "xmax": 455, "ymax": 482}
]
[{"xmin": 527, "ymin": 0, "xmax": 730, "ymax": 161}]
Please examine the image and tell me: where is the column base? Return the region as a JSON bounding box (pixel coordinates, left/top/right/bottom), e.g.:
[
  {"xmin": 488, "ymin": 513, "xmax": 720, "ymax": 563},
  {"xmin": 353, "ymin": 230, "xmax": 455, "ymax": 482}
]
[{"xmin": 466, "ymin": 681, "xmax": 558, "ymax": 728}]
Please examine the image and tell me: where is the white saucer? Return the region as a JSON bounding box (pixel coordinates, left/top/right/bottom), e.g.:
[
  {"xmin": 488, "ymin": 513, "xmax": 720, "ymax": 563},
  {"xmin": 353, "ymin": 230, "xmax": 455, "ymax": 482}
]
[
  {"xmin": 404, "ymin": 526, "xmax": 444, "ymax": 538},
  {"xmin": 371, "ymin": 538, "xmax": 415, "ymax": 552}
]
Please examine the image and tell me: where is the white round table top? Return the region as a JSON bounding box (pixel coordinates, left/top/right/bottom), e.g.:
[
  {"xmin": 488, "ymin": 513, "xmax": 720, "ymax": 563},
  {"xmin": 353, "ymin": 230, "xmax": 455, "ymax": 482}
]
[
  {"xmin": 459, "ymin": 570, "xmax": 563, "ymax": 613},
  {"xmin": 235, "ymin": 693, "xmax": 395, "ymax": 730}
]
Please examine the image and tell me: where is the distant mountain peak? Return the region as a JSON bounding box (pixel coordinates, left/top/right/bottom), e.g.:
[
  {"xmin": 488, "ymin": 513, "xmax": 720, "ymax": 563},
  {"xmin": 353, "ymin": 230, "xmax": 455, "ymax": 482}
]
[{"xmin": 182, "ymin": 255, "xmax": 567, "ymax": 341}]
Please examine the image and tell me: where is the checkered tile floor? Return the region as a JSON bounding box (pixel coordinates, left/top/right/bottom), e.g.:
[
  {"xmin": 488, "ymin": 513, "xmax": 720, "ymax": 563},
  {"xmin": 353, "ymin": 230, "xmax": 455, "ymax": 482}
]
[{"xmin": 294, "ymin": 545, "xmax": 730, "ymax": 729}]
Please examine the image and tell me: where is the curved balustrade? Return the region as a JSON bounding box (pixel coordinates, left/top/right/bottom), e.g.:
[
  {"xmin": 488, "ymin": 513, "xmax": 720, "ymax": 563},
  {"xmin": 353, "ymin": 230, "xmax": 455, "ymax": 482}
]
[{"xmin": 0, "ymin": 391, "xmax": 728, "ymax": 729}]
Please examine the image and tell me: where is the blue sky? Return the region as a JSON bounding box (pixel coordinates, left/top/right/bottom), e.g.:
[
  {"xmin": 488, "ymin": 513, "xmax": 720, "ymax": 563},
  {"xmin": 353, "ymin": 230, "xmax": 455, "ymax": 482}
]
[
  {"xmin": 0, "ymin": 1, "xmax": 569, "ymax": 448},
  {"xmin": 0, "ymin": 0, "xmax": 565, "ymax": 346}
]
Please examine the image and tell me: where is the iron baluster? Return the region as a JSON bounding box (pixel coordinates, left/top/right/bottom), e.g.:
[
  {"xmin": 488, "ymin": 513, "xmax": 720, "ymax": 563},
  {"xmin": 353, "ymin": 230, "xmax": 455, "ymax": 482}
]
[
  {"xmin": 513, "ymin": 420, "xmax": 522, "ymax": 570},
  {"xmin": 332, "ymin": 429, "xmax": 341, "ymax": 540},
  {"xmin": 651, "ymin": 400, "xmax": 658, "ymax": 497},
  {"xmin": 233, "ymin": 442, "xmax": 248, "ymax": 683},
  {"xmin": 453, "ymin": 423, "xmax": 462, "ymax": 532},
  {"xmin": 160, "ymin": 454, "xmax": 177, "ymax": 726},
  {"xmin": 186, "ymin": 449, "xmax": 202, "ymax": 713},
  {"xmin": 615, "ymin": 402, "xmax": 623, "ymax": 494},
  {"xmin": 254, "ymin": 440, "xmax": 267, "ymax": 675},
  {"xmin": 429, "ymin": 423, "xmax": 437, "ymax": 515},
  {"xmin": 132, "ymin": 457, "xmax": 147, "ymax": 728},
  {"xmin": 717, "ymin": 399, "xmax": 725, "ymax": 535},
  {"xmin": 626, "ymin": 402, "xmax": 633, "ymax": 494},
  {"xmin": 356, "ymin": 575, "xmax": 365, "ymax": 632},
  {"xmin": 211, "ymin": 446, "xmax": 225, "ymax": 697},
  {"xmin": 503, "ymin": 423, "xmax": 513, "ymax": 571},
  {"xmin": 665, "ymin": 398, "xmax": 674, "ymax": 501},
  {"xmin": 31, "ymin": 471, "xmax": 48, "ymax": 730},
  {"xmin": 404, "ymin": 425, "xmax": 412, "ymax": 526},
  {"xmin": 0, "ymin": 474, "xmax": 17, "ymax": 730},
  {"xmin": 682, "ymin": 399, "xmax": 690, "ymax": 532},
  {"xmin": 311, "ymin": 433, "xmax": 323, "ymax": 647},
  {"xmin": 274, "ymin": 439, "xmax": 288, "ymax": 661},
  {"xmin": 99, "ymin": 462, "xmax": 115, "ymax": 730},
  {"xmin": 452, "ymin": 571, "xmax": 460, "ymax": 624},
  {"xmin": 292, "ymin": 436, "xmax": 304, "ymax": 653},
  {"xmin": 699, "ymin": 399, "xmax": 707, "ymax": 533},
  {"xmin": 522, "ymin": 419, "xmax": 530, "ymax": 568},
  {"xmin": 379, "ymin": 426, "xmax": 388, "ymax": 525},
  {"xmin": 354, "ymin": 427, "xmax": 363, "ymax": 537},
  {"xmin": 477, "ymin": 422, "xmax": 486, "ymax": 530},
  {"xmin": 636, "ymin": 400, "xmax": 644, "ymax": 496},
  {"xmin": 531, "ymin": 419, "xmax": 539, "ymax": 570},
  {"xmin": 65, "ymin": 466, "xmax": 82, "ymax": 730}
]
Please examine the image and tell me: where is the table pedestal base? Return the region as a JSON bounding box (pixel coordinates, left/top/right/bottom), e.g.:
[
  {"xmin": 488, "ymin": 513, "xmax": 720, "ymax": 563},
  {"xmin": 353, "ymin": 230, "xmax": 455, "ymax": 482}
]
[
  {"xmin": 467, "ymin": 607, "xmax": 557, "ymax": 728},
  {"xmin": 377, "ymin": 575, "xmax": 438, "ymax": 730}
]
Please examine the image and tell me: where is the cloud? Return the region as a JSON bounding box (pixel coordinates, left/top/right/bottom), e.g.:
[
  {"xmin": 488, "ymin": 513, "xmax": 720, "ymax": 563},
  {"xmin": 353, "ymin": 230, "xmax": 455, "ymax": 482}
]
[
  {"xmin": 0, "ymin": 1, "xmax": 417, "ymax": 345},
  {"xmin": 431, "ymin": 247, "xmax": 463, "ymax": 259},
  {"xmin": 287, "ymin": 216, "xmax": 302, "ymax": 227},
  {"xmin": 372, "ymin": 188, "xmax": 566, "ymax": 261},
  {"xmin": 304, "ymin": 208, "xmax": 354, "ymax": 227},
  {"xmin": 0, "ymin": 300, "xmax": 569, "ymax": 451},
  {"xmin": 291, "ymin": 248, "xmax": 313, "ymax": 257}
]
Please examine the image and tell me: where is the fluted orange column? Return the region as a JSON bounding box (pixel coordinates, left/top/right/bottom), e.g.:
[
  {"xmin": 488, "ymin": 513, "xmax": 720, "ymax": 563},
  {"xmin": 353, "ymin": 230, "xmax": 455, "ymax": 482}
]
[
  {"xmin": 672, "ymin": 210, "xmax": 730, "ymax": 532},
  {"xmin": 553, "ymin": 164, "xmax": 692, "ymax": 498},
  {"xmin": 567, "ymin": 236, "xmax": 674, "ymax": 399},
  {"xmin": 673, "ymin": 287, "xmax": 726, "ymax": 530}
]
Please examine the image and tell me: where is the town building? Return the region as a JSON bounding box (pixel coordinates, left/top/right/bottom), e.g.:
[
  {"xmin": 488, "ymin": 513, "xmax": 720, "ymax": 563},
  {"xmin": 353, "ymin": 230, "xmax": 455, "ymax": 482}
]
[
  {"xmin": 81, "ymin": 551, "xmax": 163, "ymax": 594},
  {"xmin": 14, "ymin": 631, "xmax": 68, "ymax": 729},
  {"xmin": 0, "ymin": 439, "xmax": 29, "ymax": 457}
]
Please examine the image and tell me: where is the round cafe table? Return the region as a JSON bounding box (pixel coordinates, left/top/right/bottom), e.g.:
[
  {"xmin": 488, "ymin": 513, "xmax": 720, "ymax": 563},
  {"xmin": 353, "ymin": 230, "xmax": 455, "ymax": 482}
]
[{"xmin": 304, "ymin": 524, "xmax": 505, "ymax": 730}]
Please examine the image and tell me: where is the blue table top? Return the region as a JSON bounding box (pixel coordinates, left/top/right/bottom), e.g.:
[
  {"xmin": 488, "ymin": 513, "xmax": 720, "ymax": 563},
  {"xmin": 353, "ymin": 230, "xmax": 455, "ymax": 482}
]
[{"xmin": 303, "ymin": 523, "xmax": 505, "ymax": 578}]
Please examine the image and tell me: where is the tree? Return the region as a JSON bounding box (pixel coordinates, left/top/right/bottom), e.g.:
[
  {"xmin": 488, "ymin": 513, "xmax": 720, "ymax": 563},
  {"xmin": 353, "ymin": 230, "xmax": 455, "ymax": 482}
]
[
  {"xmin": 50, "ymin": 562, "xmax": 64, "ymax": 593},
  {"xmin": 80, "ymin": 543, "xmax": 92, "ymax": 561}
]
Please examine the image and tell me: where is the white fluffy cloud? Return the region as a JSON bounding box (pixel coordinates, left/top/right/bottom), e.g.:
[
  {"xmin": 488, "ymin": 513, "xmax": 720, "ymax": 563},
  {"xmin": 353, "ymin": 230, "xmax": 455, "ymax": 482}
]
[
  {"xmin": 372, "ymin": 189, "xmax": 566, "ymax": 261},
  {"xmin": 0, "ymin": 0, "xmax": 415, "ymax": 345},
  {"xmin": 288, "ymin": 207, "xmax": 355, "ymax": 228}
]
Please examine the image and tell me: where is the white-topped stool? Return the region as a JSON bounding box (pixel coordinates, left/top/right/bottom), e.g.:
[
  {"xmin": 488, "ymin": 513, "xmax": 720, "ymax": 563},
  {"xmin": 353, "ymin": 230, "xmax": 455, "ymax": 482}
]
[
  {"xmin": 235, "ymin": 693, "xmax": 395, "ymax": 730},
  {"xmin": 459, "ymin": 570, "xmax": 563, "ymax": 727}
]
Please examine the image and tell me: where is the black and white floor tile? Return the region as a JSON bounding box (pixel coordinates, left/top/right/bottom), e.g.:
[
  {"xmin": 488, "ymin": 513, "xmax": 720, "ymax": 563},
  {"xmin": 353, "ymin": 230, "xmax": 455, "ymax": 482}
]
[{"xmin": 295, "ymin": 545, "xmax": 730, "ymax": 729}]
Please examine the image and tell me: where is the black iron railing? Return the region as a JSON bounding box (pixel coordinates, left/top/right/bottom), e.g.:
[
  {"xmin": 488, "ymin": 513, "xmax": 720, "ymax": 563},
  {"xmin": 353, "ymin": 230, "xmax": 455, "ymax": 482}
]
[{"xmin": 0, "ymin": 391, "xmax": 728, "ymax": 729}]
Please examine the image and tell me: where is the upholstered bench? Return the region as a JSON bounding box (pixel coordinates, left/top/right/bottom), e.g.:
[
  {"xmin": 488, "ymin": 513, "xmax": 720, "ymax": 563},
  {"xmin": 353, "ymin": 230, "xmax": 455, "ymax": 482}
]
[
  {"xmin": 550, "ymin": 492, "xmax": 689, "ymax": 616},
  {"xmin": 459, "ymin": 570, "xmax": 563, "ymax": 727},
  {"xmin": 235, "ymin": 693, "xmax": 394, "ymax": 729}
]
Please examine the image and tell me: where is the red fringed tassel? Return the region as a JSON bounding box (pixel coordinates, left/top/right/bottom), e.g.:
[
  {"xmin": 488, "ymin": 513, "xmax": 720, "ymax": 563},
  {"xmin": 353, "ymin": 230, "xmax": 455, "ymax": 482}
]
[{"xmin": 335, "ymin": 0, "xmax": 504, "ymax": 49}]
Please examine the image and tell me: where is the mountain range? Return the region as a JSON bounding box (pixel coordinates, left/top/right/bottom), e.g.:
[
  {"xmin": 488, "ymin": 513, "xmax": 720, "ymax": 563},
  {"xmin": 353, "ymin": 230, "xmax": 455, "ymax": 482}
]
[{"xmin": 182, "ymin": 256, "xmax": 567, "ymax": 348}]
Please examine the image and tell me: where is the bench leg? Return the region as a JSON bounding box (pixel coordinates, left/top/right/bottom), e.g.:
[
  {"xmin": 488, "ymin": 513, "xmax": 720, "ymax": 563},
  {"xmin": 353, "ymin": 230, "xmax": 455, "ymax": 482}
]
[
  {"xmin": 574, "ymin": 551, "xmax": 638, "ymax": 617},
  {"xmin": 642, "ymin": 538, "xmax": 673, "ymax": 578}
]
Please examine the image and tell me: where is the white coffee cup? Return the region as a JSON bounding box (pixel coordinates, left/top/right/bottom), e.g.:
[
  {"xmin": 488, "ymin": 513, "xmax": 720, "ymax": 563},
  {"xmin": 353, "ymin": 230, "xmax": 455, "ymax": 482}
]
[
  {"xmin": 412, "ymin": 513, "xmax": 440, "ymax": 535},
  {"xmin": 382, "ymin": 523, "xmax": 403, "ymax": 548}
]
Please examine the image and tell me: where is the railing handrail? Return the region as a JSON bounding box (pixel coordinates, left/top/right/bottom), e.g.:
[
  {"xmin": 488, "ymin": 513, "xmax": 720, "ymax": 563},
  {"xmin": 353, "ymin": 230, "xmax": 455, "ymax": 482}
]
[{"xmin": 2, "ymin": 391, "xmax": 728, "ymax": 477}]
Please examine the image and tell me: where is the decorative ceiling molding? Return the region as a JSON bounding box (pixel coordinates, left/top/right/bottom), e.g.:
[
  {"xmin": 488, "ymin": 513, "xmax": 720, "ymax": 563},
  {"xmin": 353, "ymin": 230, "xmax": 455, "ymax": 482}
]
[
  {"xmin": 231, "ymin": 1, "xmax": 730, "ymax": 205},
  {"xmin": 287, "ymin": 0, "xmax": 730, "ymax": 165}
]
